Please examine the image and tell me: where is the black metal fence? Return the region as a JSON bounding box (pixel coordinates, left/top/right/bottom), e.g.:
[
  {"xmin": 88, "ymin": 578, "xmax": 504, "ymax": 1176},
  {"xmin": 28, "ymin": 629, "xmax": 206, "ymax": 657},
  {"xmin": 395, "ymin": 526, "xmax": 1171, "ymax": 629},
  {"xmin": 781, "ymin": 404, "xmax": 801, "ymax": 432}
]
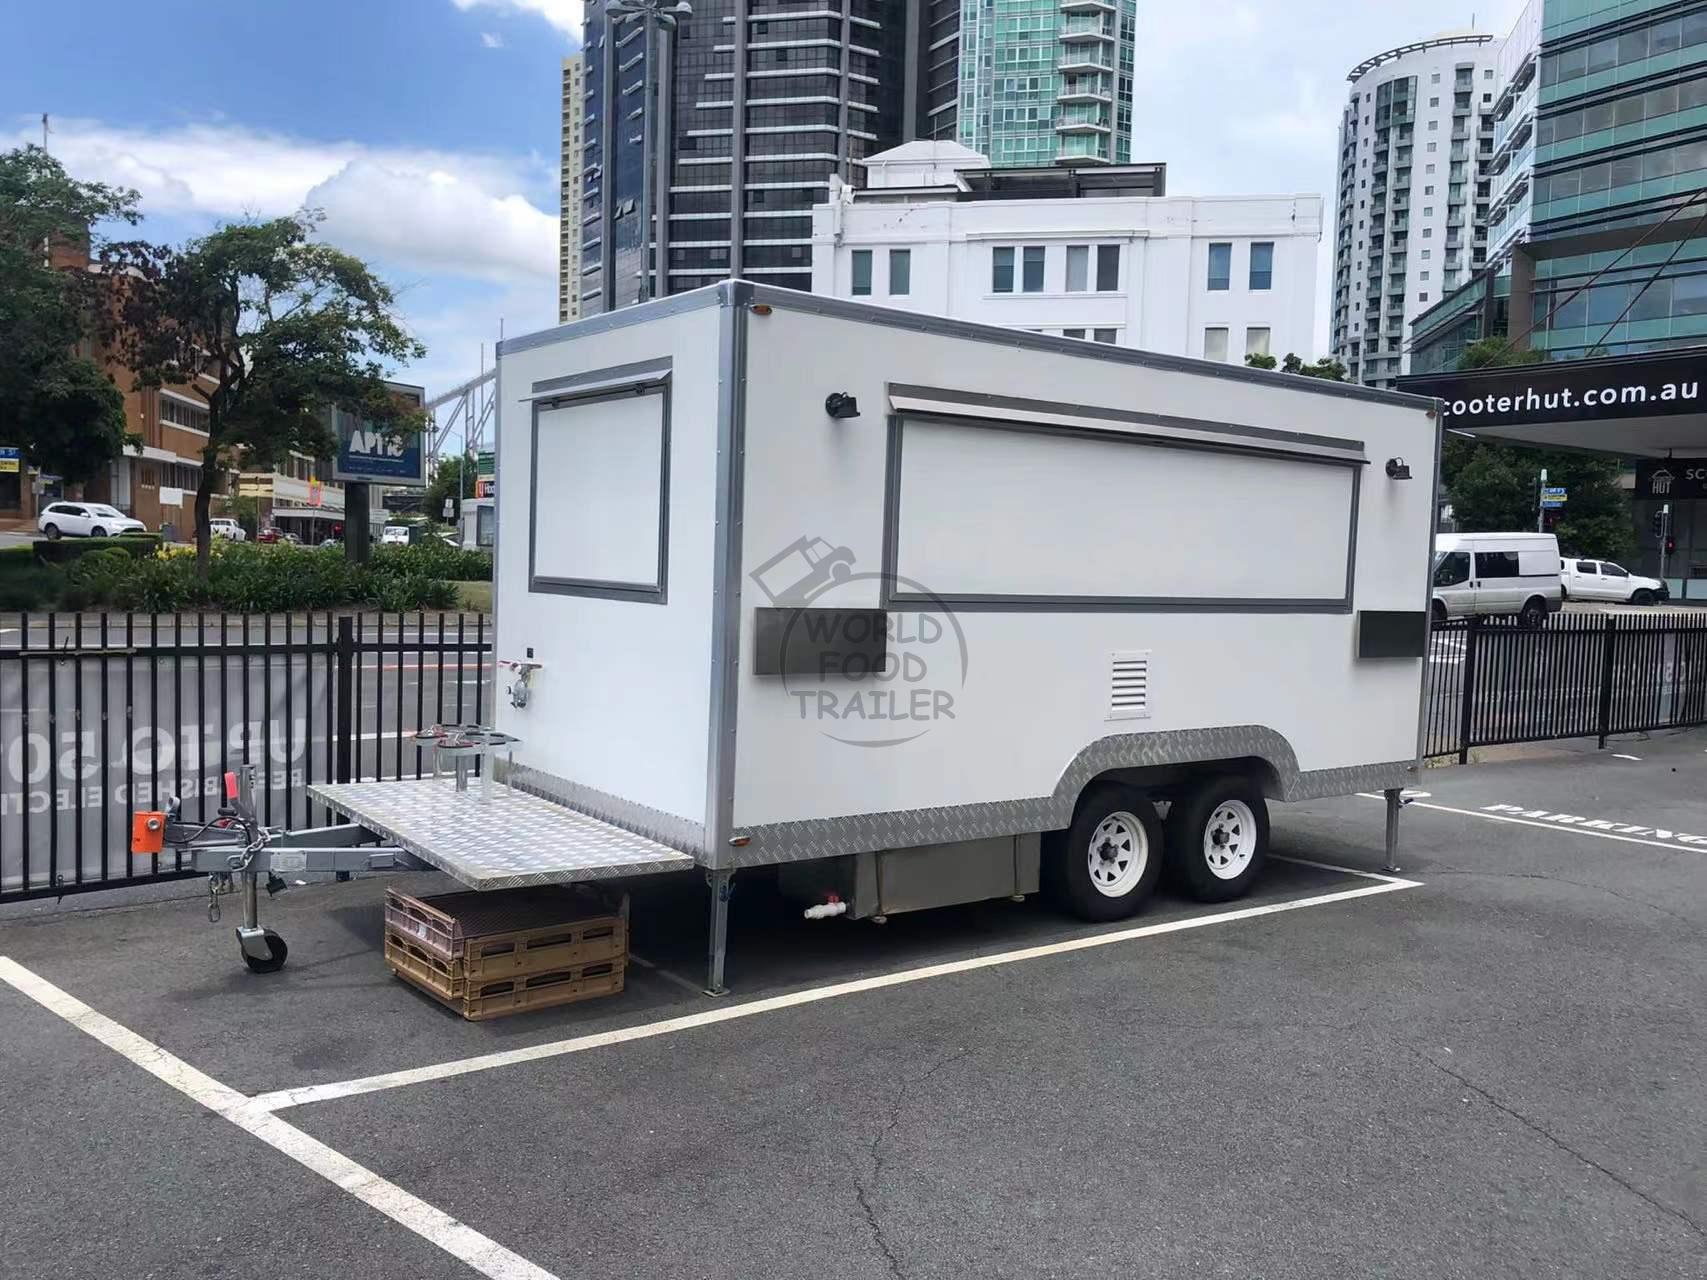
[
  {"xmin": 0, "ymin": 611, "xmax": 491, "ymax": 902},
  {"xmin": 1424, "ymin": 611, "xmax": 1707, "ymax": 761}
]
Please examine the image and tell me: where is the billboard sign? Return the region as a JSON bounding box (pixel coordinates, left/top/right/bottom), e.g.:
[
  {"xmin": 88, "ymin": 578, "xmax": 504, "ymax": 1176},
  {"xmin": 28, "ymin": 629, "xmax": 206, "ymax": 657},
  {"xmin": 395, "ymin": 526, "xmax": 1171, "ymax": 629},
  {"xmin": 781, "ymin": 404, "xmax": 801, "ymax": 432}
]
[
  {"xmin": 1401, "ymin": 351, "xmax": 1707, "ymax": 430},
  {"xmin": 0, "ymin": 446, "xmax": 19, "ymax": 474},
  {"xmin": 1636, "ymin": 459, "xmax": 1707, "ymax": 500},
  {"xmin": 332, "ymin": 381, "xmax": 428, "ymax": 486}
]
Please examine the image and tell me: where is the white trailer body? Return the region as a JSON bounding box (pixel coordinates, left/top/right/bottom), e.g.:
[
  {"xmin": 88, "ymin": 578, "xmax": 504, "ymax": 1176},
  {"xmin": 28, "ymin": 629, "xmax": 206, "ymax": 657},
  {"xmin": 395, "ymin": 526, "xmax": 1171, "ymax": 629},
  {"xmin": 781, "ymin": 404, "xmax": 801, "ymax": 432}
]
[{"xmin": 462, "ymin": 281, "xmax": 1441, "ymax": 986}]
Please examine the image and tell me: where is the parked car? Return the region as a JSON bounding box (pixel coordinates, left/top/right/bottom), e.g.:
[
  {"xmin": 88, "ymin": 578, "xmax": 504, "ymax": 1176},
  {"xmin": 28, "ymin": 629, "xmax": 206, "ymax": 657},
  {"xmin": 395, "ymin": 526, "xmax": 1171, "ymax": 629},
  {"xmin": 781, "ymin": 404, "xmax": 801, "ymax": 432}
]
[
  {"xmin": 37, "ymin": 502, "xmax": 147, "ymax": 539},
  {"xmin": 1560, "ymin": 557, "xmax": 1669, "ymax": 605},
  {"xmin": 256, "ymin": 527, "xmax": 280, "ymax": 544},
  {"xmin": 209, "ymin": 517, "xmax": 247, "ymax": 542},
  {"xmin": 1433, "ymin": 532, "xmax": 1563, "ymax": 627}
]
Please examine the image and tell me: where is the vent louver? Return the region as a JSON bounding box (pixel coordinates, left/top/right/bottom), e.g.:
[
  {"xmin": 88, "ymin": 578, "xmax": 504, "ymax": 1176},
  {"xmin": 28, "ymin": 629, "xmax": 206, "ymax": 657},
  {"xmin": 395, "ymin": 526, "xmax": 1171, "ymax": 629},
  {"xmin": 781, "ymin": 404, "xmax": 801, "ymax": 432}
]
[{"xmin": 1107, "ymin": 650, "xmax": 1150, "ymax": 721}]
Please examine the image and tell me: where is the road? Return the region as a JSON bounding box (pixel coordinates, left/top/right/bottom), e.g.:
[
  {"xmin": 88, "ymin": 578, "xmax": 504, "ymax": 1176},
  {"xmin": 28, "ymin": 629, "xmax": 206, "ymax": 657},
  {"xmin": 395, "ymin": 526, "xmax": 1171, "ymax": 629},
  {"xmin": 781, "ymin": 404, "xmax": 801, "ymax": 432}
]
[{"xmin": 0, "ymin": 733, "xmax": 1702, "ymax": 1278}]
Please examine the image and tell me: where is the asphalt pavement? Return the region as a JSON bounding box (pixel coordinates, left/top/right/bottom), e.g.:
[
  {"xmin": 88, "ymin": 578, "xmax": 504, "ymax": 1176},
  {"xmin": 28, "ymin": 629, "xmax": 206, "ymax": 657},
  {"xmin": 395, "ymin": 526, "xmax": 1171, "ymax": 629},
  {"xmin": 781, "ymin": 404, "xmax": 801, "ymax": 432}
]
[{"xmin": 1, "ymin": 732, "xmax": 1704, "ymax": 1278}]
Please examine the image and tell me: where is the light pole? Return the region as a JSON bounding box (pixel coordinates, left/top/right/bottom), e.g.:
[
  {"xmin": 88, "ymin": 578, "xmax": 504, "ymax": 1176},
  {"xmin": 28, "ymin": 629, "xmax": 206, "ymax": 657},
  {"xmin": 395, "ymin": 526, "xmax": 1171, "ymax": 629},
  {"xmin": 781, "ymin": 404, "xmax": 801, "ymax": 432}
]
[{"xmin": 605, "ymin": 0, "xmax": 691, "ymax": 303}]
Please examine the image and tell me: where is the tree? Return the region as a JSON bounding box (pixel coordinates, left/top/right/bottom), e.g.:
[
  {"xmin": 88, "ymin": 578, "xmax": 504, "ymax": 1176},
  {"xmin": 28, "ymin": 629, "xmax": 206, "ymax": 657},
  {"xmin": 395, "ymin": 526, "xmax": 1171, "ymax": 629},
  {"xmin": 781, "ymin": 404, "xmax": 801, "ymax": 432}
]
[
  {"xmin": 0, "ymin": 146, "xmax": 138, "ymax": 484},
  {"xmin": 423, "ymin": 451, "xmax": 477, "ymax": 526},
  {"xmin": 1457, "ymin": 336, "xmax": 1546, "ymax": 370},
  {"xmin": 1448, "ymin": 448, "xmax": 1533, "ymax": 532},
  {"xmin": 1243, "ymin": 351, "xmax": 1348, "ymax": 381},
  {"xmin": 105, "ymin": 214, "xmax": 425, "ymax": 576}
]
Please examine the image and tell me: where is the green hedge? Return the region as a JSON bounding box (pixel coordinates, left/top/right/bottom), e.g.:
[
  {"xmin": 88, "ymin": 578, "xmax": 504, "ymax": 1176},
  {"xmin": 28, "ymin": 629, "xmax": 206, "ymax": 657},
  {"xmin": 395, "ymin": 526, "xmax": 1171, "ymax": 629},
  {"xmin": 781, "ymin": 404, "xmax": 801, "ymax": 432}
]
[
  {"xmin": 32, "ymin": 534, "xmax": 162, "ymax": 565},
  {"xmin": 0, "ymin": 541, "xmax": 471, "ymax": 614},
  {"xmin": 370, "ymin": 541, "xmax": 492, "ymax": 582}
]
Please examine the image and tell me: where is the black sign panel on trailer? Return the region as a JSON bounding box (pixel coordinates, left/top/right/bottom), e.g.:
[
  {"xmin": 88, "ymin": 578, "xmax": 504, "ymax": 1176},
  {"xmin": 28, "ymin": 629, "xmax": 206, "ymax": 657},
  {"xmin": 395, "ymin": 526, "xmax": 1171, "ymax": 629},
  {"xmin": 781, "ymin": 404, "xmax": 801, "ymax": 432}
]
[{"xmin": 1402, "ymin": 350, "xmax": 1707, "ymax": 430}]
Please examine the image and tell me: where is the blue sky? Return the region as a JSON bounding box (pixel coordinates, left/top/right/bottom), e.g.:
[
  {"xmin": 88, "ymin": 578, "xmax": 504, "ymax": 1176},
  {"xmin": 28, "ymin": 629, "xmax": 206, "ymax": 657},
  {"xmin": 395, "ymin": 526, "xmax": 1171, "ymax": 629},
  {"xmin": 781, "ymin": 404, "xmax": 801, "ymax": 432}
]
[{"xmin": 4, "ymin": 0, "xmax": 1528, "ymax": 421}]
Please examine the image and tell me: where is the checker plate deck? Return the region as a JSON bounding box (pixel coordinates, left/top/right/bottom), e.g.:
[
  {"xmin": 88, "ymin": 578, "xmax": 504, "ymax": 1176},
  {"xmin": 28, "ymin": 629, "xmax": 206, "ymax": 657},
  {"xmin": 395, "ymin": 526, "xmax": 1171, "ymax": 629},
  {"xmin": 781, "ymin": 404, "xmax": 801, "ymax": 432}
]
[{"xmin": 309, "ymin": 778, "xmax": 698, "ymax": 889}]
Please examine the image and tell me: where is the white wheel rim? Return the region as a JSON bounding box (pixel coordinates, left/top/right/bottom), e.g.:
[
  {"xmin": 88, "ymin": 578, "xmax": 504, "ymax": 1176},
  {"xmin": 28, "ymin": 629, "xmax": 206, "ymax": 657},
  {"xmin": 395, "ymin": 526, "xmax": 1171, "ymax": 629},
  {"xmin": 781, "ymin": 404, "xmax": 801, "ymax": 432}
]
[
  {"xmin": 1086, "ymin": 811, "xmax": 1149, "ymax": 897},
  {"xmin": 1202, "ymin": 799, "xmax": 1257, "ymax": 880}
]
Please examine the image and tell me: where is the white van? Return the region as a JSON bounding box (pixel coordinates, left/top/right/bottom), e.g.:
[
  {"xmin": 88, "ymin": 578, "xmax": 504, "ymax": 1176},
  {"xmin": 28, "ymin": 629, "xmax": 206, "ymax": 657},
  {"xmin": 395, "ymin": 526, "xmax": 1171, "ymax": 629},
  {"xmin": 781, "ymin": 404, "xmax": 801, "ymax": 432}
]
[{"xmin": 1432, "ymin": 532, "xmax": 1562, "ymax": 626}]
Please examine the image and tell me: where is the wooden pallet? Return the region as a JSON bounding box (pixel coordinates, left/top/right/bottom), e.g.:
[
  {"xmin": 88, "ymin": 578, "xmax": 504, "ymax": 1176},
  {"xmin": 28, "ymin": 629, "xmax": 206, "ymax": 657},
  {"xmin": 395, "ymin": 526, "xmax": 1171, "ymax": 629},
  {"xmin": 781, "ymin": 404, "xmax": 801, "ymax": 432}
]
[
  {"xmin": 386, "ymin": 932, "xmax": 626, "ymax": 1020},
  {"xmin": 385, "ymin": 885, "xmax": 626, "ymax": 979}
]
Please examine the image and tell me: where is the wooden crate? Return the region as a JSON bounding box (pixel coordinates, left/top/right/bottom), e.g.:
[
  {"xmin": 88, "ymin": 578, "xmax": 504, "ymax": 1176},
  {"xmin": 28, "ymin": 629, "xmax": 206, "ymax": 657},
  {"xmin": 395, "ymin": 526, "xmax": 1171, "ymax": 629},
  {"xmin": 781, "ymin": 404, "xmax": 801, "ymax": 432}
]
[
  {"xmin": 384, "ymin": 885, "xmax": 626, "ymax": 980},
  {"xmin": 386, "ymin": 932, "xmax": 626, "ymax": 1020}
]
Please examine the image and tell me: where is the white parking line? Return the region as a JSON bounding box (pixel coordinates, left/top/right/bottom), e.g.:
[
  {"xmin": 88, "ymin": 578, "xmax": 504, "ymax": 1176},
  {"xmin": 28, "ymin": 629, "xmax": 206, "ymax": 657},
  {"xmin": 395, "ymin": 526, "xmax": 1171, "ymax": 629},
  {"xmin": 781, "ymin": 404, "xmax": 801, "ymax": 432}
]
[
  {"xmin": 0, "ymin": 957, "xmax": 559, "ymax": 1280},
  {"xmin": 247, "ymin": 861, "xmax": 1419, "ymax": 1113},
  {"xmin": 1362, "ymin": 794, "xmax": 1701, "ymax": 854},
  {"xmin": 1612, "ymin": 753, "xmax": 1643, "ymax": 761}
]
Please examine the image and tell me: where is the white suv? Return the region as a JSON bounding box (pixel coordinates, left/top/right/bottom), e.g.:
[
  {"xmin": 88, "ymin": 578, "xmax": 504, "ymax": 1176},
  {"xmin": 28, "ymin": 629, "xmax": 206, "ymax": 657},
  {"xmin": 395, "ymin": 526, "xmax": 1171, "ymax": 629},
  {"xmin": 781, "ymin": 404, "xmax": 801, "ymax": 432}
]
[
  {"xmin": 209, "ymin": 517, "xmax": 247, "ymax": 542},
  {"xmin": 37, "ymin": 502, "xmax": 147, "ymax": 539}
]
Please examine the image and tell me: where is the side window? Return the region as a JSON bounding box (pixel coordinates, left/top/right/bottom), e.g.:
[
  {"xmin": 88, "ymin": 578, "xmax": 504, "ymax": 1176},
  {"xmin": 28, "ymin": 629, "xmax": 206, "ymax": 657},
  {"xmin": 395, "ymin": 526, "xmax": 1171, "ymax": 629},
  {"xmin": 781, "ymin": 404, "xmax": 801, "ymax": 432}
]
[
  {"xmin": 1434, "ymin": 551, "xmax": 1470, "ymax": 587},
  {"xmin": 1577, "ymin": 561, "xmax": 1598, "ymax": 574},
  {"xmin": 1475, "ymin": 550, "xmax": 1521, "ymax": 578},
  {"xmin": 1603, "ymin": 563, "xmax": 1629, "ymax": 578}
]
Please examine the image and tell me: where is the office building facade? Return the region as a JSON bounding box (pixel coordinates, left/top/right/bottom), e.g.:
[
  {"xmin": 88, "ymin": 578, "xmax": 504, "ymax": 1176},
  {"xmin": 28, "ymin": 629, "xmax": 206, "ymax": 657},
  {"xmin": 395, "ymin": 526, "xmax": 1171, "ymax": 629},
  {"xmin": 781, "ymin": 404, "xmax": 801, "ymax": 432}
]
[
  {"xmin": 945, "ymin": 0, "xmax": 1137, "ymax": 167},
  {"xmin": 1411, "ymin": 0, "xmax": 1707, "ymax": 374},
  {"xmin": 574, "ymin": 0, "xmax": 1141, "ymax": 316},
  {"xmin": 576, "ymin": 0, "xmax": 909, "ymax": 314},
  {"xmin": 812, "ymin": 142, "xmax": 1318, "ymax": 361},
  {"xmin": 1329, "ymin": 33, "xmax": 1504, "ymax": 390}
]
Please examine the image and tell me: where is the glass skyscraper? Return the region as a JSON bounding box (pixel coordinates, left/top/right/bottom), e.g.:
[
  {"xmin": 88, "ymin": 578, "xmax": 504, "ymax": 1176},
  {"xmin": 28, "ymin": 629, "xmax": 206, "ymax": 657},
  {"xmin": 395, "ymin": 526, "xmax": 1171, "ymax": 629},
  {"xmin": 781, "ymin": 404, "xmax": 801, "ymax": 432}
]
[
  {"xmin": 953, "ymin": 0, "xmax": 1136, "ymax": 167},
  {"xmin": 1410, "ymin": 0, "xmax": 1707, "ymax": 370}
]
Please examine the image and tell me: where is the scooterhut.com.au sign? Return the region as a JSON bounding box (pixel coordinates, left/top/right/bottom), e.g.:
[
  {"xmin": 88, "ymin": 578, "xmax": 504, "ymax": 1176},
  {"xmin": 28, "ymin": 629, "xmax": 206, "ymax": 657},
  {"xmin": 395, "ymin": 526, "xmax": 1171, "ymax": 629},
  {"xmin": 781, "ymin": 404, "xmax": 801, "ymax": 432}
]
[{"xmin": 1401, "ymin": 351, "xmax": 1705, "ymax": 429}]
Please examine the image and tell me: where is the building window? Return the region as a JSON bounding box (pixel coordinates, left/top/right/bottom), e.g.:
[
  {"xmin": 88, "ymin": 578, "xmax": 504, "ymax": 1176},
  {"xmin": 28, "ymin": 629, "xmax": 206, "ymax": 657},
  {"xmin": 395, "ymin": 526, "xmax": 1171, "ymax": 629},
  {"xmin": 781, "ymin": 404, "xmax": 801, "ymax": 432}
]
[
  {"xmin": 1249, "ymin": 242, "xmax": 1274, "ymax": 291},
  {"xmin": 1096, "ymin": 245, "xmax": 1119, "ymax": 292},
  {"xmin": 1424, "ymin": 184, "xmax": 1435, "ymax": 195},
  {"xmin": 1062, "ymin": 328, "xmax": 1086, "ymax": 339},
  {"xmin": 1421, "ymin": 249, "xmax": 1432, "ymax": 259},
  {"xmin": 1245, "ymin": 326, "xmax": 1271, "ymax": 358},
  {"xmin": 1092, "ymin": 328, "xmax": 1116, "ymax": 344},
  {"xmin": 1022, "ymin": 245, "xmax": 1045, "ymax": 293},
  {"xmin": 1418, "ymin": 291, "xmax": 1429, "ymax": 302},
  {"xmin": 1429, "ymin": 96, "xmax": 1439, "ymax": 107},
  {"xmin": 1204, "ymin": 327, "xmax": 1229, "ymax": 361},
  {"xmin": 850, "ymin": 250, "xmax": 872, "ymax": 296},
  {"xmin": 888, "ymin": 249, "xmax": 910, "ymax": 296},
  {"xmin": 992, "ymin": 246, "xmax": 1014, "ymax": 293},
  {"xmin": 1207, "ymin": 242, "xmax": 1231, "ymax": 291},
  {"xmin": 1066, "ymin": 245, "xmax": 1089, "ymax": 292},
  {"xmin": 1431, "ymin": 72, "xmax": 1440, "ymax": 83}
]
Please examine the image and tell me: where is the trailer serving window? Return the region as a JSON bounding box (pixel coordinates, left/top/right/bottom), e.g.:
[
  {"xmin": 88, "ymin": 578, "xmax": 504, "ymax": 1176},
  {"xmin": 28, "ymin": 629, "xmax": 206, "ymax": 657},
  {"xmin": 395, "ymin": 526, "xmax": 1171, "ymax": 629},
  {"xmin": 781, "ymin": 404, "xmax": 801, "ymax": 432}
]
[
  {"xmin": 883, "ymin": 385, "xmax": 1366, "ymax": 612},
  {"xmin": 526, "ymin": 358, "xmax": 671, "ymax": 602}
]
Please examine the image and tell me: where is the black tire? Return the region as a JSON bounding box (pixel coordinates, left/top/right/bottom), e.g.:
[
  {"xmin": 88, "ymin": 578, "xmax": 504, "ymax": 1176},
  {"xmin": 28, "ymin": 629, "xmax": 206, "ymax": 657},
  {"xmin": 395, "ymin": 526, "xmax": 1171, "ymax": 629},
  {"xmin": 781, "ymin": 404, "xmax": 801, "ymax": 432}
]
[
  {"xmin": 90, "ymin": 526, "xmax": 106, "ymax": 538},
  {"xmin": 42, "ymin": 523, "xmax": 60, "ymax": 540},
  {"xmin": 1431, "ymin": 599, "xmax": 1448, "ymax": 624},
  {"xmin": 1560, "ymin": 585, "xmax": 1570, "ymax": 601},
  {"xmin": 1518, "ymin": 597, "xmax": 1548, "ymax": 629},
  {"xmin": 1044, "ymin": 782, "xmax": 1163, "ymax": 922},
  {"xmin": 1632, "ymin": 588, "xmax": 1655, "ymax": 606},
  {"xmin": 241, "ymin": 930, "xmax": 288, "ymax": 973},
  {"xmin": 1165, "ymin": 777, "xmax": 1270, "ymax": 903}
]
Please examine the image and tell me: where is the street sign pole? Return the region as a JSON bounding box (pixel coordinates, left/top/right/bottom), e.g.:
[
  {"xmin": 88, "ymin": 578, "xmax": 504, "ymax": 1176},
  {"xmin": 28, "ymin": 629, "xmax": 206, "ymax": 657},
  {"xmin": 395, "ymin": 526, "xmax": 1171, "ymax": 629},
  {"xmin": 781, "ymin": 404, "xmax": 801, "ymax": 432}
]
[
  {"xmin": 1661, "ymin": 502, "xmax": 1672, "ymax": 580},
  {"xmin": 1537, "ymin": 467, "xmax": 1547, "ymax": 532}
]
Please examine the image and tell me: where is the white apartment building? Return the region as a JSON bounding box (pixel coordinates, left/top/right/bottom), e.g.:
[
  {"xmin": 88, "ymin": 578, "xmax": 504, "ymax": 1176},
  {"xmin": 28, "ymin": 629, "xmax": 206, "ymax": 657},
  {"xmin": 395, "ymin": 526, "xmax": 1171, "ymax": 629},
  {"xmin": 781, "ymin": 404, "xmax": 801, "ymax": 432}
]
[
  {"xmin": 1330, "ymin": 32, "xmax": 1504, "ymax": 389},
  {"xmin": 558, "ymin": 54, "xmax": 584, "ymax": 324},
  {"xmin": 811, "ymin": 142, "xmax": 1320, "ymax": 364},
  {"xmin": 1485, "ymin": 0, "xmax": 1544, "ymax": 264}
]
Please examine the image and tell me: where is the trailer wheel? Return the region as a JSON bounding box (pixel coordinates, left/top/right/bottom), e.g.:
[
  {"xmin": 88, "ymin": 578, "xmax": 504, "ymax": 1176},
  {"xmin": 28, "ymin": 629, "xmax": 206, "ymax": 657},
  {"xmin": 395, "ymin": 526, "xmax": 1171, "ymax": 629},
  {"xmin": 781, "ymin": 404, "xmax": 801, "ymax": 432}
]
[
  {"xmin": 1166, "ymin": 779, "xmax": 1269, "ymax": 903},
  {"xmin": 241, "ymin": 929, "xmax": 288, "ymax": 974},
  {"xmin": 1045, "ymin": 783, "xmax": 1162, "ymax": 922}
]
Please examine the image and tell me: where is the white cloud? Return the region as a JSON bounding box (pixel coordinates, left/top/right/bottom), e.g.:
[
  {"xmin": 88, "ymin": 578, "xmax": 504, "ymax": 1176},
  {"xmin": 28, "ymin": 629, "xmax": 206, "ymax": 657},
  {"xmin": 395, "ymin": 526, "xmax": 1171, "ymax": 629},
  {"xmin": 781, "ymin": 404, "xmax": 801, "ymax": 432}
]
[
  {"xmin": 451, "ymin": 0, "xmax": 580, "ymax": 43},
  {"xmin": 306, "ymin": 160, "xmax": 555, "ymax": 284},
  {"xmin": 480, "ymin": 30, "xmax": 505, "ymax": 48},
  {"xmin": 8, "ymin": 118, "xmax": 555, "ymax": 286}
]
